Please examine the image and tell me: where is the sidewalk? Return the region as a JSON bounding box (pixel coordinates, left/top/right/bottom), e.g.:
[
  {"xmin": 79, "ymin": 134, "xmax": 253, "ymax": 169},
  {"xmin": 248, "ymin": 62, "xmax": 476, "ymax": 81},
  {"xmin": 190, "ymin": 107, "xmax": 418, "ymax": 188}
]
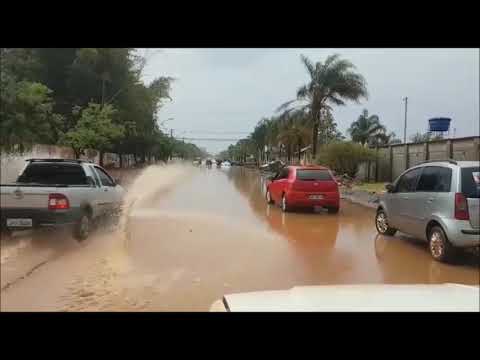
[{"xmin": 340, "ymin": 187, "xmax": 383, "ymax": 210}]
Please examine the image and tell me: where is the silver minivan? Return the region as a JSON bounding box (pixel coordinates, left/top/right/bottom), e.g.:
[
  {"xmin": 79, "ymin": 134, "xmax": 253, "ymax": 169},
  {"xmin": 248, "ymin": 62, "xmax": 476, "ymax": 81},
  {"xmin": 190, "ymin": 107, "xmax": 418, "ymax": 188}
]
[{"xmin": 375, "ymin": 160, "xmax": 479, "ymax": 262}]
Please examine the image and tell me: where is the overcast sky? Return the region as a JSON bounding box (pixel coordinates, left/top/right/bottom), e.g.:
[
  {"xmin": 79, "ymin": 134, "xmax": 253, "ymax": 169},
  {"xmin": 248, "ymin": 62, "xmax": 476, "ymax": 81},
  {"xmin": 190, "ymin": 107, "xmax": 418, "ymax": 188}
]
[{"xmin": 142, "ymin": 48, "xmax": 479, "ymax": 154}]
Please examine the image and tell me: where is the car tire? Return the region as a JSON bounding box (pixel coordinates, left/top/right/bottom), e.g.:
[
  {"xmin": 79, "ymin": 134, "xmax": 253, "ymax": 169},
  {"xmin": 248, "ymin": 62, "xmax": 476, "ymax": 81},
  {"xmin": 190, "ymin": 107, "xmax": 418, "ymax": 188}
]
[
  {"xmin": 328, "ymin": 207, "xmax": 339, "ymax": 214},
  {"xmin": 429, "ymin": 225, "xmax": 455, "ymax": 263},
  {"xmin": 375, "ymin": 209, "xmax": 397, "ymax": 236},
  {"xmin": 73, "ymin": 213, "xmax": 90, "ymax": 241},
  {"xmin": 281, "ymin": 194, "xmax": 289, "ymax": 212},
  {"xmin": 266, "ymin": 189, "xmax": 274, "ymax": 204}
]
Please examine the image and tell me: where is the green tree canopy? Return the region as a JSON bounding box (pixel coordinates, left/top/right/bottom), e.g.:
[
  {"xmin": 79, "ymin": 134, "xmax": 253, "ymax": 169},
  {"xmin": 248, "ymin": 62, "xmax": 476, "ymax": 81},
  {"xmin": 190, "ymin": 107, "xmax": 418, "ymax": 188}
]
[
  {"xmin": 61, "ymin": 103, "xmax": 124, "ymax": 159},
  {"xmin": 0, "ymin": 51, "xmax": 63, "ymax": 153}
]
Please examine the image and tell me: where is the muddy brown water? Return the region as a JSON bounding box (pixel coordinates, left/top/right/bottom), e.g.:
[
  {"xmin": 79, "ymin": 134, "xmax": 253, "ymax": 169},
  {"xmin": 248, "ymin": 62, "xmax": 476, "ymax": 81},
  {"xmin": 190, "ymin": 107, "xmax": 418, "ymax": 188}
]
[
  {"xmin": 124, "ymin": 166, "xmax": 479, "ymax": 310},
  {"xmin": 1, "ymin": 165, "xmax": 478, "ymax": 311}
]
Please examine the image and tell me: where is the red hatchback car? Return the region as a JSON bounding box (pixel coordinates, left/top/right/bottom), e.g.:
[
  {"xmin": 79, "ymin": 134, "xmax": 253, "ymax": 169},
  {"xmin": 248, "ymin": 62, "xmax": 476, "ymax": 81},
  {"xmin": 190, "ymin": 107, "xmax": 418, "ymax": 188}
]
[{"xmin": 265, "ymin": 166, "xmax": 340, "ymax": 213}]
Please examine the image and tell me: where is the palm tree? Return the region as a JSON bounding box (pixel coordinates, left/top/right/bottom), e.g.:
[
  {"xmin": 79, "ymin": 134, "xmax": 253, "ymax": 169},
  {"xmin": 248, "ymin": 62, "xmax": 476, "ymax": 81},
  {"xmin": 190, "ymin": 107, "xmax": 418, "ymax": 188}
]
[
  {"xmin": 348, "ymin": 109, "xmax": 386, "ymax": 146},
  {"xmin": 371, "ymin": 131, "xmax": 400, "ymax": 146},
  {"xmin": 276, "ymin": 111, "xmax": 310, "ymax": 162},
  {"xmin": 278, "ymin": 54, "xmax": 368, "ymax": 157}
]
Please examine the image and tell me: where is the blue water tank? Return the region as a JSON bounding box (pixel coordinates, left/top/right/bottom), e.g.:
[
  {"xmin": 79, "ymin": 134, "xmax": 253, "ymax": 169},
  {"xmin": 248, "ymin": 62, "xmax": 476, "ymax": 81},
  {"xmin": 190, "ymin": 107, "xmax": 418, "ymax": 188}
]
[{"xmin": 428, "ymin": 117, "xmax": 451, "ymax": 132}]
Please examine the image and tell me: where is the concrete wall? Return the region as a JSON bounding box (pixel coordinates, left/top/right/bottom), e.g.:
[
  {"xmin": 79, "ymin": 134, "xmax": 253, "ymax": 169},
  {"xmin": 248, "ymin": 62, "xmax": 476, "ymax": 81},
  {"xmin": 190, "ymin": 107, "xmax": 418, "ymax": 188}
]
[
  {"xmin": 377, "ymin": 147, "xmax": 390, "ymax": 181},
  {"xmin": 391, "ymin": 144, "xmax": 407, "ymax": 180},
  {"xmin": 357, "ymin": 136, "xmax": 479, "ymax": 182}
]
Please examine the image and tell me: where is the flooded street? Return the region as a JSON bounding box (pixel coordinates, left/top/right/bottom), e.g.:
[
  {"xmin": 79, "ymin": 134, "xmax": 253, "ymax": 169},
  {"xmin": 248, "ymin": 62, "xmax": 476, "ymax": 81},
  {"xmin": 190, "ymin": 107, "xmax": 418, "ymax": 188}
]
[{"xmin": 1, "ymin": 164, "xmax": 479, "ymax": 311}]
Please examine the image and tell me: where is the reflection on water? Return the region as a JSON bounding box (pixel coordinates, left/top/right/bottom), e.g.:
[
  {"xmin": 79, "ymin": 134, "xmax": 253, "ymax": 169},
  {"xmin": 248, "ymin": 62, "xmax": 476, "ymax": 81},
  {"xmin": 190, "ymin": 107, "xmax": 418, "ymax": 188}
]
[
  {"xmin": 226, "ymin": 167, "xmax": 479, "ymax": 285},
  {"xmin": 120, "ymin": 166, "xmax": 479, "ymax": 310},
  {"xmin": 374, "ymin": 234, "xmax": 479, "ymax": 285}
]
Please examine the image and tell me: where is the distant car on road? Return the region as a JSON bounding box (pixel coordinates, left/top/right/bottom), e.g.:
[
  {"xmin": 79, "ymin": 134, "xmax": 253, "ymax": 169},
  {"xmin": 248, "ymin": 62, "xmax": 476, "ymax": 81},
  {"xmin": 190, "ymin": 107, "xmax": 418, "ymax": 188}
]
[
  {"xmin": 265, "ymin": 165, "xmax": 340, "ymax": 213},
  {"xmin": 221, "ymin": 161, "xmax": 231, "ymax": 168},
  {"xmin": 375, "ymin": 160, "xmax": 479, "ymax": 262},
  {"xmin": 260, "ymin": 160, "xmax": 285, "ymax": 174},
  {"xmin": 0, "ymin": 159, "xmax": 125, "ymax": 241}
]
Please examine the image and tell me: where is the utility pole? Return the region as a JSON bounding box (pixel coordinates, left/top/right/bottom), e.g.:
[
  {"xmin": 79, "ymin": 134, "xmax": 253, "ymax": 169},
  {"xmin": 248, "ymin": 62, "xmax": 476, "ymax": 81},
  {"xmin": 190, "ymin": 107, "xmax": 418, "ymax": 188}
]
[
  {"xmin": 403, "ymin": 97, "xmax": 408, "ymax": 144},
  {"xmin": 169, "ymin": 129, "xmax": 174, "ymax": 161}
]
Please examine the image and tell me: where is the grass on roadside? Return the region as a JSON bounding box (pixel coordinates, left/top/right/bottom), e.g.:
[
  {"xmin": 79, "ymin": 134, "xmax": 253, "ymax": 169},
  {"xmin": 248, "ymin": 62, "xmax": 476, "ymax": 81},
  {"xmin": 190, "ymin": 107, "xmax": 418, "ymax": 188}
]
[{"xmin": 352, "ymin": 182, "xmax": 387, "ymax": 193}]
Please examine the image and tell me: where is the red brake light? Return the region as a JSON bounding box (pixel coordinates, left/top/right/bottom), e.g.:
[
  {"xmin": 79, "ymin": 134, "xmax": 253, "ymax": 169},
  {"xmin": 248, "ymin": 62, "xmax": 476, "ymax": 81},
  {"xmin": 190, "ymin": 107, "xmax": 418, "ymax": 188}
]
[
  {"xmin": 454, "ymin": 193, "xmax": 469, "ymax": 220},
  {"xmin": 48, "ymin": 193, "xmax": 70, "ymax": 210}
]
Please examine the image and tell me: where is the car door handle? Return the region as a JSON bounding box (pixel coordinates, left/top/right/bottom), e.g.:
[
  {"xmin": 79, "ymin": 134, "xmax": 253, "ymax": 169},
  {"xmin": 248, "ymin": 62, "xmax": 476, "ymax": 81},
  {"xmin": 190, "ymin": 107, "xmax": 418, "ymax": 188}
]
[
  {"xmin": 104, "ymin": 188, "xmax": 108, "ymax": 192},
  {"xmin": 427, "ymin": 198, "xmax": 435, "ymax": 203}
]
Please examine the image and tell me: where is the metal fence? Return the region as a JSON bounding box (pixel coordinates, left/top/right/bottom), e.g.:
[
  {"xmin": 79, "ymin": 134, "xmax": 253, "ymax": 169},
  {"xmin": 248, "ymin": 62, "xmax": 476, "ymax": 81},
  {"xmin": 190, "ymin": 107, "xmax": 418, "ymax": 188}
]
[{"xmin": 357, "ymin": 136, "xmax": 480, "ymax": 182}]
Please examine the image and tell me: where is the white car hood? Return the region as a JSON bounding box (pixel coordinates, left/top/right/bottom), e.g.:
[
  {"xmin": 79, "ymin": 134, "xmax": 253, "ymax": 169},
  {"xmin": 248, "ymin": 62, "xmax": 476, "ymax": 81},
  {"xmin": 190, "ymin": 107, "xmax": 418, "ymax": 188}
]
[{"xmin": 215, "ymin": 284, "xmax": 479, "ymax": 312}]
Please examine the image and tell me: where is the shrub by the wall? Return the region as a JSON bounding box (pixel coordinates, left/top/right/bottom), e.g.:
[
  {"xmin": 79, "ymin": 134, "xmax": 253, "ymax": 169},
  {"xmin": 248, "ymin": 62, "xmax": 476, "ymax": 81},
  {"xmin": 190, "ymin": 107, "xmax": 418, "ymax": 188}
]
[{"xmin": 316, "ymin": 142, "xmax": 376, "ymax": 178}]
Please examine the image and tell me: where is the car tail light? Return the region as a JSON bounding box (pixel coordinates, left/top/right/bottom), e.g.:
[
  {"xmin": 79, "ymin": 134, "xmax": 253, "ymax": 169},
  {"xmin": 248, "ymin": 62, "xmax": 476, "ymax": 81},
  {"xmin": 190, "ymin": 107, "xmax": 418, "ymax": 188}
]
[
  {"xmin": 48, "ymin": 193, "xmax": 70, "ymax": 210},
  {"xmin": 454, "ymin": 193, "xmax": 469, "ymax": 220}
]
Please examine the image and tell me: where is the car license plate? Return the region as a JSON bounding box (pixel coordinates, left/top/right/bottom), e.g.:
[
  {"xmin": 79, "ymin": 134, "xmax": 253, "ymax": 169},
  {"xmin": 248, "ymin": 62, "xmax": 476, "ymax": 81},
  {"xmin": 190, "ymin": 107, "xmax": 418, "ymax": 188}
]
[
  {"xmin": 309, "ymin": 195, "xmax": 324, "ymax": 200},
  {"xmin": 6, "ymin": 218, "xmax": 33, "ymax": 227}
]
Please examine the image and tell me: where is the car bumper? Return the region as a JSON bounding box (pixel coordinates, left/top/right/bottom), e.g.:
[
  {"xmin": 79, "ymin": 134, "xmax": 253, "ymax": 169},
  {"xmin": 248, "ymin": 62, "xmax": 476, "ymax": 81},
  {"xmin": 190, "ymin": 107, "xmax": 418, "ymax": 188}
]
[
  {"xmin": 1, "ymin": 207, "xmax": 83, "ymax": 230},
  {"xmin": 442, "ymin": 219, "xmax": 480, "ymax": 248},
  {"xmin": 286, "ymin": 191, "xmax": 340, "ymax": 208}
]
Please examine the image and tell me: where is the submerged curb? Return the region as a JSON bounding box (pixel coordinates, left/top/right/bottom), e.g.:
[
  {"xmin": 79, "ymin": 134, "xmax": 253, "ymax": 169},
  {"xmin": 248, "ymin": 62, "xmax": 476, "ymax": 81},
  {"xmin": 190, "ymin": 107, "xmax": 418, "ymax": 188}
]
[{"xmin": 340, "ymin": 189, "xmax": 383, "ymax": 210}]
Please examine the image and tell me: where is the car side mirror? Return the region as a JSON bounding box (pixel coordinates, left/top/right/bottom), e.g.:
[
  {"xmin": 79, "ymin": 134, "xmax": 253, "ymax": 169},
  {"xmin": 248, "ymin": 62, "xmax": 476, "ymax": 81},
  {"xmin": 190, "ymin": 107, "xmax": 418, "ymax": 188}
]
[
  {"xmin": 385, "ymin": 183, "xmax": 394, "ymax": 193},
  {"xmin": 114, "ymin": 177, "xmax": 121, "ymax": 186}
]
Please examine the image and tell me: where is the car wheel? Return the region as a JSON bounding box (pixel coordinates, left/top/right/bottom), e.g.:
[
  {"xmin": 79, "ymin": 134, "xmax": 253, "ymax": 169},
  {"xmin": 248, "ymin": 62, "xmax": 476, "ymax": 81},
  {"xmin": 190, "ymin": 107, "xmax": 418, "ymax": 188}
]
[
  {"xmin": 429, "ymin": 225, "xmax": 455, "ymax": 263},
  {"xmin": 266, "ymin": 189, "xmax": 274, "ymax": 204},
  {"xmin": 375, "ymin": 209, "xmax": 397, "ymax": 236},
  {"xmin": 281, "ymin": 194, "xmax": 289, "ymax": 212},
  {"xmin": 73, "ymin": 213, "xmax": 90, "ymax": 241},
  {"xmin": 328, "ymin": 207, "xmax": 339, "ymax": 214}
]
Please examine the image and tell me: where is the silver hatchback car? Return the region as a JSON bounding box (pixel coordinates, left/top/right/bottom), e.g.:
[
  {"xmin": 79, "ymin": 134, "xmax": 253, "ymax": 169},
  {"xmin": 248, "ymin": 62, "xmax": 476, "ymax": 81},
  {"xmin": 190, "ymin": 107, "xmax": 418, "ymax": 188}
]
[{"xmin": 376, "ymin": 160, "xmax": 479, "ymax": 262}]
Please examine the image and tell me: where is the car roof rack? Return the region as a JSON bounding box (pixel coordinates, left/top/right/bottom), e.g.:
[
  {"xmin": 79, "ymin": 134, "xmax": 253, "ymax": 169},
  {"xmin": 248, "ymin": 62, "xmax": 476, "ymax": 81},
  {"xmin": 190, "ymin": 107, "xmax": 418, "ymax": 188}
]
[
  {"xmin": 418, "ymin": 159, "xmax": 458, "ymax": 165},
  {"xmin": 25, "ymin": 158, "xmax": 93, "ymax": 163}
]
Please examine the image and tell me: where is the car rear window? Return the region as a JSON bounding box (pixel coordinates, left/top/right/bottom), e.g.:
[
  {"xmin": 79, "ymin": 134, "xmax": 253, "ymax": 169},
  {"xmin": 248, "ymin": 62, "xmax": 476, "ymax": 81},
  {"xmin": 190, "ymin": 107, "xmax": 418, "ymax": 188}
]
[
  {"xmin": 296, "ymin": 169, "xmax": 332, "ymax": 181},
  {"xmin": 461, "ymin": 167, "xmax": 480, "ymax": 198},
  {"xmin": 17, "ymin": 163, "xmax": 87, "ymax": 185}
]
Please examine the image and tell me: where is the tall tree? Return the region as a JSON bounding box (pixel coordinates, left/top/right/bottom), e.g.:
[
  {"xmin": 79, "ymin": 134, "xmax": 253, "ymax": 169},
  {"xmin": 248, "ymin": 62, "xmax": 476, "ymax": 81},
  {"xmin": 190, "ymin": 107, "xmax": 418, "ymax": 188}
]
[
  {"xmin": 279, "ymin": 54, "xmax": 368, "ymax": 157},
  {"xmin": 277, "ymin": 117, "xmax": 310, "ymax": 162},
  {"xmin": 60, "ymin": 103, "xmax": 124, "ymax": 159},
  {"xmin": 348, "ymin": 109, "xmax": 386, "ymax": 146},
  {"xmin": 0, "ymin": 50, "xmax": 63, "ymax": 153},
  {"xmin": 250, "ymin": 118, "xmax": 270, "ymax": 163},
  {"xmin": 317, "ymin": 110, "xmax": 345, "ymax": 145}
]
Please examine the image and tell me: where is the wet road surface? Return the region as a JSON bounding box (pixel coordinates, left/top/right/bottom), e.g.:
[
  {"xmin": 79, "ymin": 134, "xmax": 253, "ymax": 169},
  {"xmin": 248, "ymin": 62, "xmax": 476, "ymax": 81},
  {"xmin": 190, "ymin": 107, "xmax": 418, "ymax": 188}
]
[{"xmin": 1, "ymin": 165, "xmax": 479, "ymax": 311}]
